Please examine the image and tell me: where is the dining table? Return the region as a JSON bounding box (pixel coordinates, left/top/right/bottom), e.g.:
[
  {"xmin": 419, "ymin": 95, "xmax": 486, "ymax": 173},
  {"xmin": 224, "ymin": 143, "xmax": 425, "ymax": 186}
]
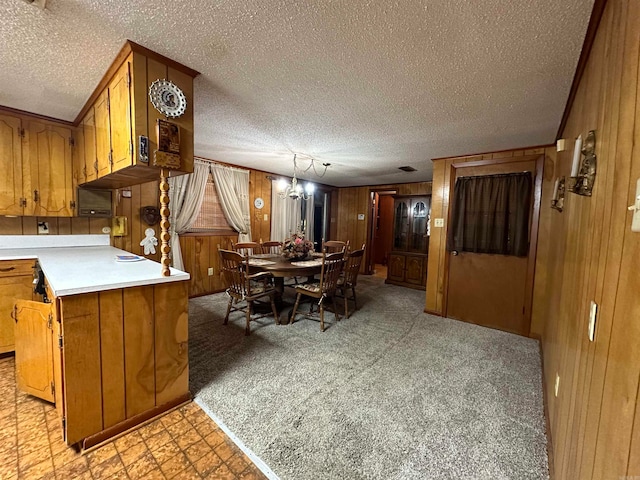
[{"xmin": 247, "ymin": 253, "xmax": 323, "ymax": 305}]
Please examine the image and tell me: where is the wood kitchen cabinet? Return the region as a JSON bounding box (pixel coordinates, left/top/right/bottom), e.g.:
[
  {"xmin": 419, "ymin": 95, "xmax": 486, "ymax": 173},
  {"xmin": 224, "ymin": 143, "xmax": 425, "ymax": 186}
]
[
  {"xmin": 386, "ymin": 195, "xmax": 431, "ymax": 290},
  {"xmin": 14, "ymin": 280, "xmax": 190, "ymax": 448},
  {"xmin": 24, "ymin": 118, "xmax": 75, "ymax": 217},
  {"xmin": 0, "ymin": 259, "xmax": 35, "ymax": 354},
  {"xmin": 0, "ymin": 112, "xmax": 75, "ymax": 217},
  {"xmin": 74, "ymin": 42, "xmax": 197, "ymax": 189},
  {"xmin": 0, "ymin": 112, "xmax": 25, "ymax": 216},
  {"xmin": 73, "ymin": 106, "xmax": 98, "ymax": 185}
]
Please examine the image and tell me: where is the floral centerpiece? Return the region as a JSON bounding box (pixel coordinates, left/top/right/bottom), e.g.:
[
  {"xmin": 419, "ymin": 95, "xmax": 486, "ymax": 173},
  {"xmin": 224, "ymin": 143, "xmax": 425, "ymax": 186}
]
[{"xmin": 282, "ymin": 232, "xmax": 314, "ymax": 261}]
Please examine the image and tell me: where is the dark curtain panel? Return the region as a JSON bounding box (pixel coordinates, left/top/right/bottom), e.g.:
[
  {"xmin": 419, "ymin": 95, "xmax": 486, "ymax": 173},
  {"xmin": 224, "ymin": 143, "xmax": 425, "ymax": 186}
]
[{"xmin": 447, "ymin": 172, "xmax": 532, "ymax": 256}]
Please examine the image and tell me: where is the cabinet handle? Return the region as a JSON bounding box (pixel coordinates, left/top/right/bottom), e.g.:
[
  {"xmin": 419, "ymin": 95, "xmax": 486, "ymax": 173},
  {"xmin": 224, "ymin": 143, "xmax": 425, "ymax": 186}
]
[
  {"xmin": 33, "ymin": 190, "xmax": 39, "ymax": 202},
  {"xmin": 0, "ymin": 267, "xmax": 16, "ymax": 272}
]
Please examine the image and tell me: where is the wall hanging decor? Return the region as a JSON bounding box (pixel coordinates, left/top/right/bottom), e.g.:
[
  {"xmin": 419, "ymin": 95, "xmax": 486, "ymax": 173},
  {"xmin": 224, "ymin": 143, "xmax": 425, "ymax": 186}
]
[
  {"xmin": 551, "ymin": 176, "xmax": 566, "ymax": 212},
  {"xmin": 568, "ymin": 130, "xmax": 597, "ymax": 196}
]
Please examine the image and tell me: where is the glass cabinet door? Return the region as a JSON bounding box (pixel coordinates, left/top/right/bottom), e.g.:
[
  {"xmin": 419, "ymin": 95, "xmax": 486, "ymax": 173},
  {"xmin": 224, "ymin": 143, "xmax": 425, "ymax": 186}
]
[
  {"xmin": 393, "ymin": 200, "xmax": 409, "ymax": 251},
  {"xmin": 409, "ymin": 198, "xmax": 431, "ymax": 253}
]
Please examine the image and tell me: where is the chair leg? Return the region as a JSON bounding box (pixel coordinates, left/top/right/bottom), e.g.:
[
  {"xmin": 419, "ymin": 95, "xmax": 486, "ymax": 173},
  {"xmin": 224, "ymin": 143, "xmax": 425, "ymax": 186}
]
[
  {"xmin": 332, "ymin": 296, "xmax": 340, "ymax": 323},
  {"xmin": 344, "ymin": 290, "xmax": 349, "ymax": 319},
  {"xmin": 245, "ymin": 301, "xmax": 252, "ymax": 336},
  {"xmin": 319, "ymin": 303, "xmax": 325, "ymax": 332},
  {"xmin": 271, "ymin": 295, "xmax": 279, "ymax": 325},
  {"xmin": 224, "ymin": 296, "xmax": 233, "ymax": 325},
  {"xmin": 352, "ymin": 286, "xmax": 357, "ymax": 311},
  {"xmin": 290, "ymin": 293, "xmax": 302, "ymax": 325}
]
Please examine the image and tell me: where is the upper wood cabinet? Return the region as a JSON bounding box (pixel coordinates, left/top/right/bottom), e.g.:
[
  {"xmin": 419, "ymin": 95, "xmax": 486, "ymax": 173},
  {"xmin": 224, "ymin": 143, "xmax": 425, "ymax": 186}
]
[
  {"xmin": 24, "ymin": 119, "xmax": 74, "ymax": 217},
  {"xmin": 0, "ymin": 112, "xmax": 74, "ymax": 217},
  {"xmin": 0, "ymin": 112, "xmax": 25, "ymax": 215},
  {"xmin": 74, "ymin": 43, "xmax": 198, "ymax": 189}
]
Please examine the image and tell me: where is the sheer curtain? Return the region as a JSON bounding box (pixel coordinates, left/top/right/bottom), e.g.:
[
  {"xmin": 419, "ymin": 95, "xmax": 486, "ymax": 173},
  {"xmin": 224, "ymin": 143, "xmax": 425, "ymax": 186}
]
[
  {"xmin": 271, "ymin": 179, "xmax": 302, "ymax": 242},
  {"xmin": 168, "ymin": 160, "xmax": 210, "ymax": 270},
  {"xmin": 304, "ymin": 195, "xmax": 315, "ymax": 243},
  {"xmin": 211, "ymin": 164, "xmax": 252, "ymax": 242}
]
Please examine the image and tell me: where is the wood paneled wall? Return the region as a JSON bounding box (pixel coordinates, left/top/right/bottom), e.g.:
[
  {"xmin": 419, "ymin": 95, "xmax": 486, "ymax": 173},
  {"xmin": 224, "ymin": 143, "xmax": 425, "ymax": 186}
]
[
  {"xmin": 112, "ymin": 181, "xmax": 161, "ymax": 262},
  {"xmin": 536, "ymin": 1, "xmax": 640, "ymax": 478},
  {"xmin": 425, "ymin": 147, "xmax": 555, "ymax": 338},
  {"xmin": 0, "ymin": 215, "xmax": 110, "ymax": 236},
  {"xmin": 329, "ymin": 181, "xmax": 432, "ymax": 251}
]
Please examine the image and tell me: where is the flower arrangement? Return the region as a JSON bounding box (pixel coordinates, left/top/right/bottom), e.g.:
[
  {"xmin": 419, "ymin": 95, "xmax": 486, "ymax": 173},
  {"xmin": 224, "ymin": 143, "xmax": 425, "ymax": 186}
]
[{"xmin": 282, "ymin": 232, "xmax": 314, "ymax": 260}]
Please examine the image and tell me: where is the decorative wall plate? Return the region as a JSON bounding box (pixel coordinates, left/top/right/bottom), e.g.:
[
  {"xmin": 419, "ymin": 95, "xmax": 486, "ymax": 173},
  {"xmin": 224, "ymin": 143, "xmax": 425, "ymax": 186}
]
[
  {"xmin": 149, "ymin": 79, "xmax": 187, "ymax": 118},
  {"xmin": 254, "ymin": 197, "xmax": 264, "ymax": 209}
]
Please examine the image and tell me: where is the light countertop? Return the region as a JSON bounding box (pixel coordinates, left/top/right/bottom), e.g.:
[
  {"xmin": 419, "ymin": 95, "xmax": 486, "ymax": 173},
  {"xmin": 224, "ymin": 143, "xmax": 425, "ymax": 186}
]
[{"xmin": 0, "ymin": 241, "xmax": 190, "ymax": 297}]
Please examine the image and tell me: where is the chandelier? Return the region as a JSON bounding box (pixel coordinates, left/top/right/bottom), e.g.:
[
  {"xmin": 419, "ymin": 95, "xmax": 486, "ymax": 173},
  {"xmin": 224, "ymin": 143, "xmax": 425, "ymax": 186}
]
[{"xmin": 278, "ymin": 154, "xmax": 330, "ymax": 200}]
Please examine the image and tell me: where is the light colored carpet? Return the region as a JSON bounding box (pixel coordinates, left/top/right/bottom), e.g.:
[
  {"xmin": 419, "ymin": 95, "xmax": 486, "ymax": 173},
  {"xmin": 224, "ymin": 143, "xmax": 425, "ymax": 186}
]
[{"xmin": 189, "ymin": 276, "xmax": 549, "ymax": 480}]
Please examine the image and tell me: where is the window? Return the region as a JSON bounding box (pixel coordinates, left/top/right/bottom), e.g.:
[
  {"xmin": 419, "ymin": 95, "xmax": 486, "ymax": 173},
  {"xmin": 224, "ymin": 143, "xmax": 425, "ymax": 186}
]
[{"xmin": 187, "ymin": 173, "xmax": 234, "ymax": 232}]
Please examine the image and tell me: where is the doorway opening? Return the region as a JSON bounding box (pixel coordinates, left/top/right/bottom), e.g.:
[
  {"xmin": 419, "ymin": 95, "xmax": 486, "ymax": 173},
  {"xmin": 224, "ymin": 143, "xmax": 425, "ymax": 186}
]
[{"xmin": 365, "ymin": 189, "xmax": 396, "ymax": 276}]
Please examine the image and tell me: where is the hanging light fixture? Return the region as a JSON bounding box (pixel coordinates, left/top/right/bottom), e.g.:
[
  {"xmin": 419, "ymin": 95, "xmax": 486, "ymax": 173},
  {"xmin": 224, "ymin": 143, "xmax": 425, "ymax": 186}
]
[{"xmin": 277, "ymin": 154, "xmax": 329, "ymax": 200}]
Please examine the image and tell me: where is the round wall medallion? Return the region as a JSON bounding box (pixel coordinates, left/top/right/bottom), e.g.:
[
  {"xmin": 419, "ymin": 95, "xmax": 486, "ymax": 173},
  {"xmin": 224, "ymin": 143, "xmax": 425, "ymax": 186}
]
[
  {"xmin": 149, "ymin": 79, "xmax": 187, "ymax": 118},
  {"xmin": 254, "ymin": 197, "xmax": 264, "ymax": 209}
]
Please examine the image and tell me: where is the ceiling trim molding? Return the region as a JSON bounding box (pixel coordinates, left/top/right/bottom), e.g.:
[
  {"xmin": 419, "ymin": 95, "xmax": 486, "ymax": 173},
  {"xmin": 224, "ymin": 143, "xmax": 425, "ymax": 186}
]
[
  {"xmin": 431, "ymin": 143, "xmax": 553, "ymax": 162},
  {"xmin": 556, "ymin": 0, "xmax": 608, "ymax": 139},
  {"xmin": 0, "ymin": 104, "xmax": 73, "ymax": 126},
  {"xmin": 73, "ymin": 40, "xmax": 200, "ymax": 125}
]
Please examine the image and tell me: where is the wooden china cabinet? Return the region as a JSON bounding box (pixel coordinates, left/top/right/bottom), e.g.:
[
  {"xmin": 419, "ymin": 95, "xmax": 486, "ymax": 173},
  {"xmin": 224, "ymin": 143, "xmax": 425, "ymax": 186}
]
[{"xmin": 386, "ymin": 195, "xmax": 430, "ymax": 289}]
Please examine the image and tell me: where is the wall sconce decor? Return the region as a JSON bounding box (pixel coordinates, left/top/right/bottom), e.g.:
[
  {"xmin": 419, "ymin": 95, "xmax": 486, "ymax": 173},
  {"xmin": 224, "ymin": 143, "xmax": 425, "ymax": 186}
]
[
  {"xmin": 568, "ymin": 130, "xmax": 597, "ymax": 196},
  {"xmin": 551, "ymin": 176, "xmax": 566, "ymax": 212}
]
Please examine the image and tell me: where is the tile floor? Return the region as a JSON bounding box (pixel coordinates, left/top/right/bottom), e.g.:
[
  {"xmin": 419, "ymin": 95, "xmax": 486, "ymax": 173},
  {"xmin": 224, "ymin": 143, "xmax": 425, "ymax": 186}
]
[{"xmin": 0, "ymin": 355, "xmax": 268, "ymax": 479}]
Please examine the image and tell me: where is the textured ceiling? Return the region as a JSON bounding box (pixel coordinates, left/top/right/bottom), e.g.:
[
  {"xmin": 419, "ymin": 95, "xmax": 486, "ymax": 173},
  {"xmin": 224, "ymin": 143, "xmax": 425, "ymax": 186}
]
[{"xmin": 0, "ymin": 0, "xmax": 593, "ymax": 186}]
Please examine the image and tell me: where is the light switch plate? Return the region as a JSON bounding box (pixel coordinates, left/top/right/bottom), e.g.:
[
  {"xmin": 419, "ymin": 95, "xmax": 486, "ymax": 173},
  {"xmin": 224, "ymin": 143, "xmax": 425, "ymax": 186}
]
[
  {"xmin": 263, "ymin": 214, "xmax": 269, "ymax": 221},
  {"xmin": 207, "ymin": 267, "xmax": 214, "ymax": 276},
  {"xmin": 554, "ymin": 374, "xmax": 560, "ymax": 397},
  {"xmin": 631, "ymin": 179, "xmax": 640, "ymax": 232},
  {"xmin": 588, "ymin": 301, "xmax": 597, "ymax": 341},
  {"xmin": 434, "ymin": 218, "xmax": 444, "ymax": 228}
]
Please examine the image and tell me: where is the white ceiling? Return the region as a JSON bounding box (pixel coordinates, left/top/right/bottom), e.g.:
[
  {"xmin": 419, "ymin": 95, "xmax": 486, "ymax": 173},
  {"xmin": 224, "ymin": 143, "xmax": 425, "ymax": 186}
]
[{"xmin": 1, "ymin": 0, "xmax": 593, "ymax": 187}]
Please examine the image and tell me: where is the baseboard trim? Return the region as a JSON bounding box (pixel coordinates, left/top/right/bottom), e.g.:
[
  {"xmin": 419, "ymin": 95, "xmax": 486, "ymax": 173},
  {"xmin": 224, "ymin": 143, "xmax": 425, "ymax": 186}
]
[{"xmin": 537, "ymin": 338, "xmax": 555, "ymax": 480}]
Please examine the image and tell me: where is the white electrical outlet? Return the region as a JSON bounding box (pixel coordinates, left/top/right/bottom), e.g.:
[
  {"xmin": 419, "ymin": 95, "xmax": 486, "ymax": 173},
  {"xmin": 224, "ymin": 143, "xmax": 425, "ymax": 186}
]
[
  {"xmin": 588, "ymin": 301, "xmax": 598, "ymax": 341},
  {"xmin": 37, "ymin": 221, "xmax": 49, "ymax": 234},
  {"xmin": 554, "ymin": 374, "xmax": 560, "ymax": 397},
  {"xmin": 629, "ymin": 179, "xmax": 640, "ymax": 232},
  {"xmin": 434, "ymin": 218, "xmax": 444, "ymax": 228},
  {"xmin": 207, "ymin": 267, "xmax": 214, "ymax": 276}
]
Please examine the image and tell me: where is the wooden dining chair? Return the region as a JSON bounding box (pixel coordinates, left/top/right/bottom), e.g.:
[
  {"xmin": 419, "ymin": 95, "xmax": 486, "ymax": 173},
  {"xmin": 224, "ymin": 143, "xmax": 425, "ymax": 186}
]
[
  {"xmin": 322, "ymin": 239, "xmax": 350, "ymax": 253},
  {"xmin": 289, "ymin": 251, "xmax": 345, "ymax": 332},
  {"xmin": 337, "ymin": 245, "xmax": 366, "ymax": 318},
  {"xmin": 231, "ymin": 241, "xmax": 262, "ymax": 256},
  {"xmin": 260, "ymin": 239, "xmax": 283, "ymax": 255},
  {"xmin": 218, "ymin": 248, "xmax": 279, "ymax": 335}
]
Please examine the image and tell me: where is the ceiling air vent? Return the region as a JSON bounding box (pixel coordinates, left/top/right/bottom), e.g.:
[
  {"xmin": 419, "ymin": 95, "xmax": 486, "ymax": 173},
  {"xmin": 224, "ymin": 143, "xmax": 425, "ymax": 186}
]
[{"xmin": 398, "ymin": 166, "xmax": 417, "ymax": 172}]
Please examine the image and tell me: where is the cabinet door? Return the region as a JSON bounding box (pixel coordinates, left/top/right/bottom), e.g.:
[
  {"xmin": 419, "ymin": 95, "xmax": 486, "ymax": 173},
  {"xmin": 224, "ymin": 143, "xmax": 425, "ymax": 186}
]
[
  {"xmin": 14, "ymin": 300, "xmax": 55, "ymax": 403},
  {"xmin": 72, "ymin": 123, "xmax": 85, "ymax": 187},
  {"xmin": 94, "ymin": 89, "xmax": 112, "ymax": 178},
  {"xmin": 26, "ymin": 120, "xmax": 74, "ymax": 217},
  {"xmin": 405, "ymin": 256, "xmax": 425, "ymax": 286},
  {"xmin": 82, "ymin": 107, "xmax": 98, "ymax": 182},
  {"xmin": 409, "ymin": 198, "xmax": 429, "ymax": 253},
  {"xmin": 109, "ymin": 61, "xmax": 133, "ymax": 173},
  {"xmin": 388, "ymin": 253, "xmax": 406, "ymax": 282},
  {"xmin": 0, "ymin": 274, "xmax": 33, "ymax": 354},
  {"xmin": 393, "ymin": 199, "xmax": 409, "ymax": 251},
  {"xmin": 0, "ymin": 113, "xmax": 24, "ymax": 215}
]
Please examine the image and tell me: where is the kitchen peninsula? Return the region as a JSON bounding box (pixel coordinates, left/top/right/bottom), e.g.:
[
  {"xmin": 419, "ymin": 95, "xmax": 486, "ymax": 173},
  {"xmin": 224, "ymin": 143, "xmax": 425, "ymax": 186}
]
[{"xmin": 0, "ymin": 235, "xmax": 190, "ymax": 449}]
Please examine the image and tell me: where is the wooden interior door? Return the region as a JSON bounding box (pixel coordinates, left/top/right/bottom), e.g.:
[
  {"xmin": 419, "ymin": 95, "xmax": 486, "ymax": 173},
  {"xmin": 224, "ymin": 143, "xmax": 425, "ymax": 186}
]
[
  {"xmin": 445, "ymin": 157, "xmax": 541, "ymax": 336},
  {"xmin": 0, "ymin": 113, "xmax": 24, "ymax": 216},
  {"xmin": 14, "ymin": 300, "xmax": 55, "ymax": 403},
  {"xmin": 373, "ymin": 194, "xmax": 394, "ymax": 264}
]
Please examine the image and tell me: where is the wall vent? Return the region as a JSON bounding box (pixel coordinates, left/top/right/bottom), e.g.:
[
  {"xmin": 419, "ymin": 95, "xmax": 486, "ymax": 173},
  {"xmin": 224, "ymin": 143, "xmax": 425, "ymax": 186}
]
[{"xmin": 398, "ymin": 166, "xmax": 417, "ymax": 172}]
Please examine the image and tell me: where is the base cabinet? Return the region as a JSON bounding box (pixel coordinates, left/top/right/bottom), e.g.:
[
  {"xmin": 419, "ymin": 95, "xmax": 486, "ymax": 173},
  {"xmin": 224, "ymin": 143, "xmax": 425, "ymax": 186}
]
[
  {"xmin": 386, "ymin": 252, "xmax": 427, "ymax": 289},
  {"xmin": 0, "ymin": 260, "xmax": 37, "ymax": 354},
  {"xmin": 14, "ymin": 280, "xmax": 190, "ymax": 447}
]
